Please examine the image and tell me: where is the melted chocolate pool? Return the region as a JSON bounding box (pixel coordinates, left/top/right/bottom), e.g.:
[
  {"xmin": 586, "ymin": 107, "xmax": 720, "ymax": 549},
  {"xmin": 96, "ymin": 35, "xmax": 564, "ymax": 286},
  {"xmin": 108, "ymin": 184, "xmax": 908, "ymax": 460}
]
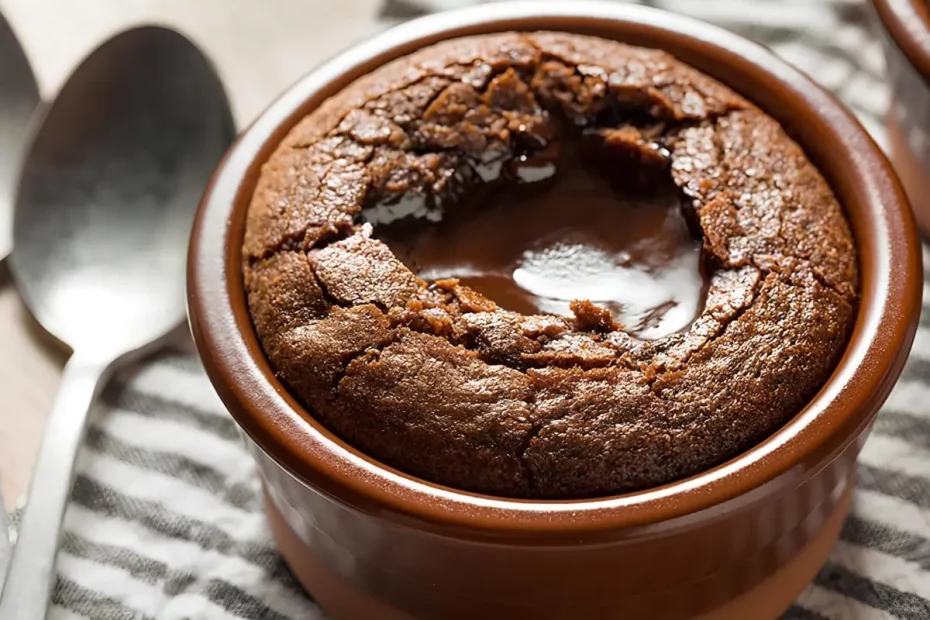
[{"xmin": 372, "ymin": 136, "xmax": 709, "ymax": 339}]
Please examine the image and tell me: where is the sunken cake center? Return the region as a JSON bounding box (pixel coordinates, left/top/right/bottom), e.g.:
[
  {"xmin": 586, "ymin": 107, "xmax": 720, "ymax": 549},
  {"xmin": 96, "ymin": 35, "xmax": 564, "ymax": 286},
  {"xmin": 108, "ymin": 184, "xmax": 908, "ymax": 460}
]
[{"xmin": 371, "ymin": 132, "xmax": 708, "ymax": 339}]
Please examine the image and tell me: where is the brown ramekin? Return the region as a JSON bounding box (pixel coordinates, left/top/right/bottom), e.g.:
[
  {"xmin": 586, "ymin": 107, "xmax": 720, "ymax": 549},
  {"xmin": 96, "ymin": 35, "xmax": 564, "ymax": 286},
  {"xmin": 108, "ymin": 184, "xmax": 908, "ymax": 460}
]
[
  {"xmin": 188, "ymin": 3, "xmax": 922, "ymax": 618},
  {"xmin": 873, "ymin": 0, "xmax": 930, "ymax": 237}
]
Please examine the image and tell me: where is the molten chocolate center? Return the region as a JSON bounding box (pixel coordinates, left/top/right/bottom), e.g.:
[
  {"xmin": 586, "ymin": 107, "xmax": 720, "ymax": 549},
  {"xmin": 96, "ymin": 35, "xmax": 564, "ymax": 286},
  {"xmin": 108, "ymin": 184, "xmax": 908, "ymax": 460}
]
[{"xmin": 373, "ymin": 136, "xmax": 708, "ymax": 339}]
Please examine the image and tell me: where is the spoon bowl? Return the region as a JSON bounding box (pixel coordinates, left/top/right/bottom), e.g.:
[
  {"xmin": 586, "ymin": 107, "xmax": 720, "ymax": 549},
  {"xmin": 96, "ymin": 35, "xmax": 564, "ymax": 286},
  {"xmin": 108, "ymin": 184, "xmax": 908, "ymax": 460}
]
[
  {"xmin": 11, "ymin": 26, "xmax": 234, "ymax": 355},
  {"xmin": 0, "ymin": 11, "xmax": 40, "ymax": 261},
  {"xmin": 1, "ymin": 26, "xmax": 234, "ymax": 618}
]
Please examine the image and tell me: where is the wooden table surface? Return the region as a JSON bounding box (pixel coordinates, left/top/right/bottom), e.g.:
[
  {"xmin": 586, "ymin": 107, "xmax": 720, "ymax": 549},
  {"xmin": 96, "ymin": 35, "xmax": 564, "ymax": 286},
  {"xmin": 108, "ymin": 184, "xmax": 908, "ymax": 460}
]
[{"xmin": 0, "ymin": 0, "xmax": 387, "ymax": 511}]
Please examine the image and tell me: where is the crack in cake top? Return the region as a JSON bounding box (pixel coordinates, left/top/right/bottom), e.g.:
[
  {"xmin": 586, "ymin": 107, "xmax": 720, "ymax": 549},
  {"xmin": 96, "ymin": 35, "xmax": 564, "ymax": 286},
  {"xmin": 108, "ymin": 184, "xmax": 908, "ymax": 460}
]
[{"xmin": 243, "ymin": 32, "xmax": 858, "ymax": 499}]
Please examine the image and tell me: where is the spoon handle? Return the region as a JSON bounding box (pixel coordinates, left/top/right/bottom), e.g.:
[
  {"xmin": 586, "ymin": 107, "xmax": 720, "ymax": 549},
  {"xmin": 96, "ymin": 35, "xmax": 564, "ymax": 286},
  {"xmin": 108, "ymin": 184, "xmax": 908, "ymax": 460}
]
[{"xmin": 0, "ymin": 353, "xmax": 110, "ymax": 619}]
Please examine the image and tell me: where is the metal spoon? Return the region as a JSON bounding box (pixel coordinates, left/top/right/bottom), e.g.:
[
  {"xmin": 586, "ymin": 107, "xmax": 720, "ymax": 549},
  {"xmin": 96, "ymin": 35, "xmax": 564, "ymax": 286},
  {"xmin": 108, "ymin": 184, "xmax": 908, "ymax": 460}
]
[
  {"xmin": 0, "ymin": 26, "xmax": 234, "ymax": 618},
  {"xmin": 0, "ymin": 10, "xmax": 40, "ymax": 261}
]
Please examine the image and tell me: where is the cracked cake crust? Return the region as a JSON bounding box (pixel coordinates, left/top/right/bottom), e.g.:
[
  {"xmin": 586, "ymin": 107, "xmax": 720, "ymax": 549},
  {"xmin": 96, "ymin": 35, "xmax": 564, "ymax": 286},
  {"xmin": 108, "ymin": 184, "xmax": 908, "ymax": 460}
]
[{"xmin": 243, "ymin": 32, "xmax": 858, "ymax": 499}]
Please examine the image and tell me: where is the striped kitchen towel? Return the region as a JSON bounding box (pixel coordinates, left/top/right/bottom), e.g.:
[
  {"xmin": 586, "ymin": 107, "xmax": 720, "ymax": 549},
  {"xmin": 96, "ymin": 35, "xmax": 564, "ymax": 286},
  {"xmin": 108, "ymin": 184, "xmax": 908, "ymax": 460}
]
[{"xmin": 26, "ymin": 0, "xmax": 930, "ymax": 618}]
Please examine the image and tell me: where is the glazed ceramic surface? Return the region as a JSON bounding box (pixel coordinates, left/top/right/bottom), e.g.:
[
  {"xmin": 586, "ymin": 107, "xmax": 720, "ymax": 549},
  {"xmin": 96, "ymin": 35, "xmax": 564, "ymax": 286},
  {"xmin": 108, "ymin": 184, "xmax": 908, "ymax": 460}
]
[
  {"xmin": 189, "ymin": 3, "xmax": 921, "ymax": 618},
  {"xmin": 874, "ymin": 0, "xmax": 930, "ymax": 236}
]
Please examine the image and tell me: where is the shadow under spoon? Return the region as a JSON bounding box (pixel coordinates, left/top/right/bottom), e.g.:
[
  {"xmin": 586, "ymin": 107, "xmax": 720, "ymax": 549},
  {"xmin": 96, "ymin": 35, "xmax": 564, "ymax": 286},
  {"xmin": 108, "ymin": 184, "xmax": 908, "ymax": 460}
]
[{"xmin": 0, "ymin": 26, "xmax": 234, "ymax": 619}]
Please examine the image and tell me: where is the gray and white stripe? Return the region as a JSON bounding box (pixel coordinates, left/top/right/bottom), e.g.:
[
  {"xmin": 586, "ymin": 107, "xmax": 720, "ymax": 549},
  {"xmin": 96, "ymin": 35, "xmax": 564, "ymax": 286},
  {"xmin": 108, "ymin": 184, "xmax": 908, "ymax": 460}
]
[
  {"xmin": 25, "ymin": 0, "xmax": 930, "ymax": 618},
  {"xmin": 47, "ymin": 355, "xmax": 321, "ymax": 620}
]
